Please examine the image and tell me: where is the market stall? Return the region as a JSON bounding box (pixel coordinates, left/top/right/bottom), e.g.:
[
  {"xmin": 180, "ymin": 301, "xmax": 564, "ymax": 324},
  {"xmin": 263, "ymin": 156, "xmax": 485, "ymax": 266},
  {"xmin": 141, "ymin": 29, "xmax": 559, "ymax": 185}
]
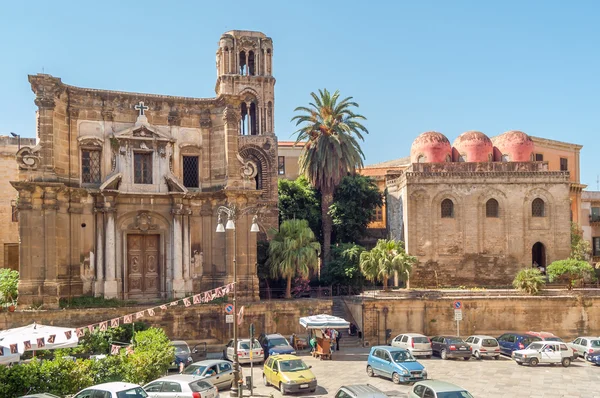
[{"xmin": 299, "ymin": 314, "xmax": 350, "ymax": 360}]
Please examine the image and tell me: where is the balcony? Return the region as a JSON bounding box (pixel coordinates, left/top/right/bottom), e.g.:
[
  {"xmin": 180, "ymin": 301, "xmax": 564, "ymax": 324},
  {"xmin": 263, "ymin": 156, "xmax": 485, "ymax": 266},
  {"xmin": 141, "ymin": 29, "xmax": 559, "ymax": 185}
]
[{"xmin": 590, "ymin": 215, "xmax": 600, "ymax": 226}]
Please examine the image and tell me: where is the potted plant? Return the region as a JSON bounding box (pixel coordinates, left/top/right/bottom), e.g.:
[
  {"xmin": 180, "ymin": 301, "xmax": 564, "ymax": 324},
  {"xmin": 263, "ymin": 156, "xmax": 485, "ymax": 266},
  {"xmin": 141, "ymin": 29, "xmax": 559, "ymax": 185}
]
[{"xmin": 0, "ymin": 269, "xmax": 19, "ymax": 312}]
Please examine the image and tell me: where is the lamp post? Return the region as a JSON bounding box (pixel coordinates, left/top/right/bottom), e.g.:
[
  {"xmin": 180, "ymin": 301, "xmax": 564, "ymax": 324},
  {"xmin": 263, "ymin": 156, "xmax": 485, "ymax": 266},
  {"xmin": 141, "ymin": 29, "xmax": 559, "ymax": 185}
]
[{"xmin": 216, "ymin": 205, "xmax": 260, "ymax": 398}]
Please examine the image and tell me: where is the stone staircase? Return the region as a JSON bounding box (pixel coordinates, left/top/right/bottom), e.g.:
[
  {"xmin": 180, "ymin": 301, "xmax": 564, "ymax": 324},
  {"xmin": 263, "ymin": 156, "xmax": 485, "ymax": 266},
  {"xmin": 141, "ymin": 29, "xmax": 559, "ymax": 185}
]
[{"xmin": 332, "ymin": 297, "xmax": 363, "ymax": 348}]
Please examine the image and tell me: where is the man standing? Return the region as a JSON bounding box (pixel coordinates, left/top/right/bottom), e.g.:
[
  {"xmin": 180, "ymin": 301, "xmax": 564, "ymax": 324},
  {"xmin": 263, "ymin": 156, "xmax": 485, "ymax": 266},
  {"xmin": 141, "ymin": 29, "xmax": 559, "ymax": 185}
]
[{"xmin": 335, "ymin": 329, "xmax": 341, "ymax": 351}]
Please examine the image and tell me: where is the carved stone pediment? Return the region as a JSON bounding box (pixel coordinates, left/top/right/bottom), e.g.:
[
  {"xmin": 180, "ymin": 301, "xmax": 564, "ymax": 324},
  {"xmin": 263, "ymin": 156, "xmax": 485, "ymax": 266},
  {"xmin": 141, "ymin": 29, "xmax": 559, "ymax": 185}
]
[
  {"xmin": 78, "ymin": 136, "xmax": 104, "ymax": 148},
  {"xmin": 128, "ymin": 211, "xmax": 159, "ymax": 232},
  {"xmin": 114, "ymin": 125, "xmax": 173, "ymax": 142}
]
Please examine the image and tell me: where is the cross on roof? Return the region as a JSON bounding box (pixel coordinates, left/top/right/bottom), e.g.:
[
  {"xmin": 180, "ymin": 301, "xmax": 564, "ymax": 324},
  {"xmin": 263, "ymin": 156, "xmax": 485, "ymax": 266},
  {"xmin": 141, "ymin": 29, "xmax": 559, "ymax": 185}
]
[{"xmin": 134, "ymin": 101, "xmax": 149, "ymax": 117}]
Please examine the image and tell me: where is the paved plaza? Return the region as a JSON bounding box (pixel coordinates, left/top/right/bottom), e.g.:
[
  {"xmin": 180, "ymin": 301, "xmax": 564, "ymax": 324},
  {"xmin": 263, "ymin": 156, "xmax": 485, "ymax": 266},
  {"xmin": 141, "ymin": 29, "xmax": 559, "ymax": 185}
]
[{"xmin": 240, "ymin": 347, "xmax": 600, "ymax": 398}]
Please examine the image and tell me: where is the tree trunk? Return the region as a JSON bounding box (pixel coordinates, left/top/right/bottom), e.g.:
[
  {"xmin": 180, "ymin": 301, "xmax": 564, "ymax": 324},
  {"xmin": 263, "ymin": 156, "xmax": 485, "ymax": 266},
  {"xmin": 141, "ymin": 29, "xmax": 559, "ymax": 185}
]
[
  {"xmin": 286, "ymin": 275, "xmax": 292, "ymax": 299},
  {"xmin": 321, "ymin": 189, "xmax": 334, "ymax": 270},
  {"xmin": 383, "ymin": 276, "xmax": 388, "ymax": 291}
]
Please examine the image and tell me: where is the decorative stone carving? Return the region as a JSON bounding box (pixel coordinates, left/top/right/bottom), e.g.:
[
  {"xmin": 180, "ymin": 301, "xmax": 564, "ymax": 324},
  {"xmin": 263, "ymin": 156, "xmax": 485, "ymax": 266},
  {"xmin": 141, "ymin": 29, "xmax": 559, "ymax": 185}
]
[
  {"xmin": 128, "ymin": 211, "xmax": 159, "ymax": 232},
  {"xmin": 223, "ymin": 105, "xmax": 240, "ymax": 125},
  {"xmin": 16, "ymin": 146, "xmax": 42, "ymax": 170},
  {"xmin": 78, "ymin": 136, "xmax": 104, "ymax": 148},
  {"xmin": 200, "ymin": 109, "xmax": 212, "ymax": 128},
  {"xmin": 192, "ymin": 250, "xmax": 204, "ymax": 277},
  {"xmin": 239, "ymin": 37, "xmax": 258, "ymax": 50},
  {"xmin": 237, "ymin": 152, "xmax": 259, "ymax": 180}
]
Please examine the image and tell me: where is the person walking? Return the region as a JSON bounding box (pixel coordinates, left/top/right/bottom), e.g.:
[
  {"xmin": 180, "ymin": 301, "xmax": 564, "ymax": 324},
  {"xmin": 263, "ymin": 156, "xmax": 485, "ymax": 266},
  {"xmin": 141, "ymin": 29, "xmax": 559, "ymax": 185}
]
[{"xmin": 335, "ymin": 329, "xmax": 341, "ymax": 351}]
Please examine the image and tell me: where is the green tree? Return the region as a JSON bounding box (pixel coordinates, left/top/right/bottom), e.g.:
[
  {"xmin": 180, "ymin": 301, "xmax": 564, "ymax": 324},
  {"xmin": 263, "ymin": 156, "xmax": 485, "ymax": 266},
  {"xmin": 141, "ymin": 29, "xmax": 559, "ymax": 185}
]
[
  {"xmin": 547, "ymin": 259, "xmax": 597, "ymax": 289},
  {"xmin": 268, "ymin": 219, "xmax": 321, "ymax": 298},
  {"xmin": 321, "ymin": 243, "xmax": 366, "ymax": 292},
  {"xmin": 512, "ymin": 268, "xmax": 546, "ymax": 295},
  {"xmin": 292, "ymin": 89, "xmax": 368, "ymax": 268},
  {"xmin": 570, "ymin": 222, "xmax": 592, "ymax": 261},
  {"xmin": 330, "ymin": 174, "xmax": 383, "ymax": 243},
  {"xmin": 0, "ymin": 268, "xmax": 19, "ymax": 306},
  {"xmin": 359, "ymin": 239, "xmax": 417, "ymax": 290},
  {"xmin": 278, "ymin": 176, "xmax": 321, "ymax": 238},
  {"xmin": 122, "ymin": 328, "xmax": 174, "ymax": 385}
]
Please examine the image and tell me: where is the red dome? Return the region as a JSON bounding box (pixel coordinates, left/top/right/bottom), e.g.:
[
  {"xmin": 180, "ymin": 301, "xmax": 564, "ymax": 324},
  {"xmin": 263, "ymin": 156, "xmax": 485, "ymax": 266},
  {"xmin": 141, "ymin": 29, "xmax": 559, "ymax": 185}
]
[
  {"xmin": 410, "ymin": 131, "xmax": 452, "ymax": 163},
  {"xmin": 452, "ymin": 131, "xmax": 493, "ymax": 162},
  {"xmin": 491, "ymin": 131, "xmax": 534, "ymax": 162}
]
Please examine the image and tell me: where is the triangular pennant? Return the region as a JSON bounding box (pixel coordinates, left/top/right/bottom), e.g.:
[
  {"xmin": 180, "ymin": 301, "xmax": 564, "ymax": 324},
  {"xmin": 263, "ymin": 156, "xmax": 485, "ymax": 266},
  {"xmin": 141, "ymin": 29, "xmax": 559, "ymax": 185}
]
[
  {"xmin": 123, "ymin": 314, "xmax": 133, "ymax": 324},
  {"xmin": 136, "ymin": 311, "xmax": 145, "ymax": 319},
  {"xmin": 47, "ymin": 334, "xmax": 56, "ymax": 344},
  {"xmin": 37, "ymin": 337, "xmax": 45, "ymax": 348},
  {"xmin": 183, "ymin": 298, "xmax": 191, "ymax": 307},
  {"xmin": 87, "ymin": 325, "xmax": 95, "ymax": 333},
  {"xmin": 0, "ymin": 348, "xmax": 4, "ymax": 356},
  {"xmin": 99, "ymin": 321, "xmax": 108, "ymax": 331},
  {"xmin": 111, "ymin": 318, "xmax": 120, "ymax": 328},
  {"xmin": 76, "ymin": 328, "xmax": 84, "ymax": 337},
  {"xmin": 160, "ymin": 304, "xmax": 167, "ymax": 310},
  {"xmin": 64, "ymin": 331, "xmax": 72, "ymax": 340},
  {"xmin": 23, "ymin": 340, "xmax": 31, "ymax": 350},
  {"xmin": 193, "ymin": 294, "xmax": 201, "ymax": 304},
  {"xmin": 148, "ymin": 308, "xmax": 155, "ymax": 316},
  {"xmin": 170, "ymin": 301, "xmax": 178, "ymax": 306},
  {"xmin": 9, "ymin": 344, "xmax": 17, "ymax": 354},
  {"xmin": 110, "ymin": 344, "xmax": 120, "ymax": 355},
  {"xmin": 214, "ymin": 287, "xmax": 224, "ymax": 298}
]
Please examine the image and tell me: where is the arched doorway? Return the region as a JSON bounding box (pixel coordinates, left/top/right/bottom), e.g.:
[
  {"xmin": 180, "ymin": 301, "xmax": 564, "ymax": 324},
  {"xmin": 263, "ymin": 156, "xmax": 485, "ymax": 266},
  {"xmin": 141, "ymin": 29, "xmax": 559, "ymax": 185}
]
[{"xmin": 532, "ymin": 242, "xmax": 546, "ymax": 268}]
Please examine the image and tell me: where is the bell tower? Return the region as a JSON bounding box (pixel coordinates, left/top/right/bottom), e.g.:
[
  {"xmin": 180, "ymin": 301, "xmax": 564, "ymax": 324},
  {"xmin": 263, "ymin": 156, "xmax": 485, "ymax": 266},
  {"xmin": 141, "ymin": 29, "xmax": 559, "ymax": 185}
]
[{"xmin": 216, "ymin": 31, "xmax": 275, "ymax": 135}]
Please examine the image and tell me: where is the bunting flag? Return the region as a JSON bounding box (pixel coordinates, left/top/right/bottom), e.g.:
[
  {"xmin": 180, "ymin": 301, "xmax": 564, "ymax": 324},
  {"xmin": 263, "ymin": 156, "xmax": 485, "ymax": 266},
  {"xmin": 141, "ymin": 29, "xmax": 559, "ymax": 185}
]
[
  {"xmin": 0, "ymin": 349, "xmax": 4, "ymax": 356},
  {"xmin": 64, "ymin": 331, "xmax": 72, "ymax": 340},
  {"xmin": 183, "ymin": 298, "xmax": 191, "ymax": 307},
  {"xmin": 159, "ymin": 304, "xmax": 167, "ymax": 310},
  {"xmin": 214, "ymin": 287, "xmax": 224, "ymax": 298},
  {"xmin": 37, "ymin": 338, "xmax": 45, "ymax": 348},
  {"xmin": 169, "ymin": 301, "xmax": 178, "ymax": 306},
  {"xmin": 123, "ymin": 314, "xmax": 133, "ymax": 324},
  {"xmin": 23, "ymin": 340, "xmax": 31, "ymax": 350},
  {"xmin": 9, "ymin": 344, "xmax": 17, "ymax": 354},
  {"xmin": 136, "ymin": 311, "xmax": 145, "ymax": 319},
  {"xmin": 76, "ymin": 328, "xmax": 84, "ymax": 337},
  {"xmin": 126, "ymin": 345, "xmax": 134, "ymax": 355},
  {"xmin": 193, "ymin": 294, "xmax": 201, "ymax": 304},
  {"xmin": 88, "ymin": 325, "xmax": 95, "ymax": 333},
  {"xmin": 110, "ymin": 344, "xmax": 120, "ymax": 355},
  {"xmin": 99, "ymin": 321, "xmax": 108, "ymax": 331},
  {"xmin": 110, "ymin": 318, "xmax": 120, "ymax": 328},
  {"xmin": 147, "ymin": 308, "xmax": 155, "ymax": 316},
  {"xmin": 237, "ymin": 305, "xmax": 245, "ymax": 326},
  {"xmin": 47, "ymin": 334, "xmax": 56, "ymax": 344}
]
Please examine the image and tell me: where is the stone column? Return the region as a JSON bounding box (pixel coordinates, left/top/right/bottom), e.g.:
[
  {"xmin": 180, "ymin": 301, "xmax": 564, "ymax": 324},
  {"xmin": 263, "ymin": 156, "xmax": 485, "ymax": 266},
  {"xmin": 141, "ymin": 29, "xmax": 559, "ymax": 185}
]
[
  {"xmin": 223, "ymin": 105, "xmax": 242, "ymax": 186},
  {"xmin": 94, "ymin": 209, "xmax": 105, "ymax": 296},
  {"xmin": 104, "ymin": 208, "xmax": 118, "ymax": 298},
  {"xmin": 42, "ymin": 187, "xmax": 60, "ymax": 307},
  {"xmin": 183, "ymin": 206, "xmax": 192, "ymax": 293},
  {"xmin": 172, "ymin": 205, "xmax": 185, "ymax": 297}
]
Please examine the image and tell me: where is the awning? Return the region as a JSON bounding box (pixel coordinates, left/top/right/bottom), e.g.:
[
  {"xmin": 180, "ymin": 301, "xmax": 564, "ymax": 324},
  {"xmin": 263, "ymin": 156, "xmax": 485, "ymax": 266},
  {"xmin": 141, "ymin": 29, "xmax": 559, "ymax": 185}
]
[
  {"xmin": 0, "ymin": 322, "xmax": 78, "ymax": 354},
  {"xmin": 299, "ymin": 314, "xmax": 350, "ymax": 329}
]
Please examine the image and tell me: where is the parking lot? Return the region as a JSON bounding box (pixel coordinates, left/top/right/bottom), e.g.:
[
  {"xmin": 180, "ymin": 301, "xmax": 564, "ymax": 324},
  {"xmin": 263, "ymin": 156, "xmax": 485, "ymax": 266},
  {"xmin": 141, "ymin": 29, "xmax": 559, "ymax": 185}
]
[{"xmin": 241, "ymin": 347, "xmax": 600, "ymax": 398}]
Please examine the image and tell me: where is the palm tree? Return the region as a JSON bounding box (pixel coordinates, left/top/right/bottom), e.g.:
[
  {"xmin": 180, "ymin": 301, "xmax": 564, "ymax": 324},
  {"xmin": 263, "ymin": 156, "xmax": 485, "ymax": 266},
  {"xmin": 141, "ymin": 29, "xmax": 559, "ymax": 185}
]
[
  {"xmin": 291, "ymin": 89, "xmax": 368, "ymax": 269},
  {"xmin": 268, "ymin": 219, "xmax": 321, "ymax": 298},
  {"xmin": 359, "ymin": 239, "xmax": 417, "ymax": 290}
]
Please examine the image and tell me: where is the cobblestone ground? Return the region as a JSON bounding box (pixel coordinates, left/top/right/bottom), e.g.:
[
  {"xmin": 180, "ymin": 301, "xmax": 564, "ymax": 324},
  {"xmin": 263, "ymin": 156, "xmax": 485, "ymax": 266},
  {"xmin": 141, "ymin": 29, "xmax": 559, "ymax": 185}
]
[{"xmin": 239, "ymin": 347, "xmax": 600, "ymax": 398}]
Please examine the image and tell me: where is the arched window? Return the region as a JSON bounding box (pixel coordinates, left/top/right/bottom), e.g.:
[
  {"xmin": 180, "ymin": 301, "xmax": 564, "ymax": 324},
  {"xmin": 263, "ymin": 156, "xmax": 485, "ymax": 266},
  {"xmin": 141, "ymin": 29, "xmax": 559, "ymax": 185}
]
[
  {"xmin": 441, "ymin": 199, "xmax": 454, "ymax": 218},
  {"xmin": 248, "ymin": 50, "xmax": 256, "ymax": 75},
  {"xmin": 532, "ymin": 198, "xmax": 545, "ymax": 217},
  {"xmin": 486, "ymin": 199, "xmax": 499, "ymax": 218},
  {"xmin": 239, "ymin": 51, "xmax": 247, "ymax": 75}
]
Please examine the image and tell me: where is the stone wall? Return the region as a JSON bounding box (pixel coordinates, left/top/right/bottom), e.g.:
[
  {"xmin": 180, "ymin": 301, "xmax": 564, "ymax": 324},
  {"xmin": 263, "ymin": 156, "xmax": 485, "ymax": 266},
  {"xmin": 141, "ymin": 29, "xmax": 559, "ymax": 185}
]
[
  {"xmin": 343, "ymin": 295, "xmax": 600, "ymax": 345},
  {"xmin": 0, "ymin": 299, "xmax": 331, "ymax": 343}
]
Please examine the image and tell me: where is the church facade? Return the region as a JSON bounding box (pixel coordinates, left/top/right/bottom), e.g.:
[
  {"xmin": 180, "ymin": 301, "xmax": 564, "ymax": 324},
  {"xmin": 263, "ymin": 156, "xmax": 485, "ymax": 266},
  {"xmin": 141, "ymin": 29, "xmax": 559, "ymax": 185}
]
[{"xmin": 11, "ymin": 30, "xmax": 278, "ymax": 308}]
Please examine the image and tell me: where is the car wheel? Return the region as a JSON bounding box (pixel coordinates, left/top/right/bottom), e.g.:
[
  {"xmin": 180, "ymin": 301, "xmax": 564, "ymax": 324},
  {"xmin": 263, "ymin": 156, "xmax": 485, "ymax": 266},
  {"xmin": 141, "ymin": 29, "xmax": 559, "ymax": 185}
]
[
  {"xmin": 441, "ymin": 349, "xmax": 448, "ymax": 360},
  {"xmin": 263, "ymin": 374, "xmax": 269, "ymax": 386},
  {"xmin": 530, "ymin": 358, "xmax": 539, "ymax": 367},
  {"xmin": 463, "ymin": 356, "xmax": 470, "ymax": 361},
  {"xmin": 310, "ymin": 389, "xmax": 316, "ymax": 393},
  {"xmin": 475, "ymin": 350, "xmax": 481, "ymax": 360},
  {"xmin": 584, "ymin": 353, "xmax": 589, "ymax": 361},
  {"xmin": 494, "ymin": 355, "xmax": 500, "ymax": 360},
  {"xmin": 280, "ymin": 382, "xmax": 287, "ymax": 395},
  {"xmin": 366, "ymin": 365, "xmax": 375, "ymax": 377},
  {"xmin": 426, "ymin": 355, "xmax": 432, "ymax": 359},
  {"xmin": 562, "ymin": 358, "xmax": 571, "ymax": 367},
  {"xmin": 392, "ymin": 372, "xmax": 401, "ymax": 384},
  {"xmin": 517, "ymin": 362, "xmax": 523, "ymax": 366}
]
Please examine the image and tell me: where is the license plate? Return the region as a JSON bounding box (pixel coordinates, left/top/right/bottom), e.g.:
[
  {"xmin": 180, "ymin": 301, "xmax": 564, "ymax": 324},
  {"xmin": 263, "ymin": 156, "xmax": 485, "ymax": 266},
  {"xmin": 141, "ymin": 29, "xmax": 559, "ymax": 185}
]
[{"xmin": 300, "ymin": 384, "xmax": 308, "ymax": 388}]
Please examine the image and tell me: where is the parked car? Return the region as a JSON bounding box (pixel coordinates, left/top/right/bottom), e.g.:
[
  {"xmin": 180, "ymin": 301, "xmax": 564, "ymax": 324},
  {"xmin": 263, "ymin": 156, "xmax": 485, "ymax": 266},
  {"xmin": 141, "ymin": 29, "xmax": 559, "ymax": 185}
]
[
  {"xmin": 181, "ymin": 359, "xmax": 234, "ymax": 390},
  {"xmin": 224, "ymin": 338, "xmax": 264, "ymax": 364},
  {"xmin": 430, "ymin": 336, "xmax": 471, "ymax": 360},
  {"xmin": 526, "ymin": 331, "xmax": 564, "ymax": 342},
  {"xmin": 409, "ymin": 380, "xmax": 474, "ymax": 398},
  {"xmin": 366, "ymin": 346, "xmax": 427, "ymax": 384},
  {"xmin": 334, "ymin": 384, "xmax": 388, "ymax": 398},
  {"xmin": 143, "ymin": 374, "xmax": 219, "ymax": 398},
  {"xmin": 258, "ymin": 333, "xmax": 296, "ymax": 359},
  {"xmin": 568, "ymin": 336, "xmax": 600, "ymax": 360},
  {"xmin": 169, "ymin": 340, "xmax": 193, "ymax": 370},
  {"xmin": 497, "ymin": 332, "xmax": 542, "ymax": 356},
  {"xmin": 586, "ymin": 350, "xmax": 600, "ymax": 365},
  {"xmin": 464, "ymin": 335, "xmax": 500, "ymax": 360},
  {"xmin": 72, "ymin": 382, "xmax": 147, "ymax": 398},
  {"xmin": 262, "ymin": 354, "xmax": 317, "ymax": 394},
  {"xmin": 19, "ymin": 394, "xmax": 61, "ymax": 398},
  {"xmin": 391, "ymin": 333, "xmax": 432, "ymax": 358},
  {"xmin": 512, "ymin": 341, "xmax": 575, "ymax": 367}
]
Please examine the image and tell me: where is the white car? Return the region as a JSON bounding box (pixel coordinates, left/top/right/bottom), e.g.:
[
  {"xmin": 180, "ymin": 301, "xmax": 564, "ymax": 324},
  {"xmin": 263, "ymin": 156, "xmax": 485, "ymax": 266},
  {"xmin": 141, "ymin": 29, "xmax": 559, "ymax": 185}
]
[
  {"xmin": 464, "ymin": 335, "xmax": 501, "ymax": 360},
  {"xmin": 512, "ymin": 341, "xmax": 575, "ymax": 367},
  {"xmin": 144, "ymin": 374, "xmax": 219, "ymax": 398},
  {"xmin": 390, "ymin": 333, "xmax": 432, "ymax": 358},
  {"xmin": 568, "ymin": 336, "xmax": 600, "ymax": 360},
  {"xmin": 224, "ymin": 338, "xmax": 264, "ymax": 364},
  {"xmin": 73, "ymin": 382, "xmax": 147, "ymax": 398}
]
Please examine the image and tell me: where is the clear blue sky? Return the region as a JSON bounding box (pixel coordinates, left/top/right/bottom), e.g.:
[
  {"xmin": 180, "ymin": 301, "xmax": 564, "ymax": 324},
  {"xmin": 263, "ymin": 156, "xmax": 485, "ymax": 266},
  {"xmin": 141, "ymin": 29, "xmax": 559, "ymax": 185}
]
[{"xmin": 1, "ymin": 0, "xmax": 598, "ymax": 188}]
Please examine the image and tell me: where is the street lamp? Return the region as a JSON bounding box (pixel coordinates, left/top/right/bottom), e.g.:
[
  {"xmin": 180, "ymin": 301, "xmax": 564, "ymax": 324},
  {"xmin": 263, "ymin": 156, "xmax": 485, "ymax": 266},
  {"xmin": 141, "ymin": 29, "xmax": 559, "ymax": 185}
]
[{"xmin": 216, "ymin": 205, "xmax": 260, "ymax": 398}]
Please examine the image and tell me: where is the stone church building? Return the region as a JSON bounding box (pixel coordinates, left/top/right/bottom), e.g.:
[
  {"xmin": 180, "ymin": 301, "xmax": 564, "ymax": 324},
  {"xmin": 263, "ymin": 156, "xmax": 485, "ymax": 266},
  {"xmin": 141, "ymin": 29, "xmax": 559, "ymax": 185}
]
[
  {"xmin": 387, "ymin": 130, "xmax": 573, "ymax": 287},
  {"xmin": 11, "ymin": 30, "xmax": 278, "ymax": 307}
]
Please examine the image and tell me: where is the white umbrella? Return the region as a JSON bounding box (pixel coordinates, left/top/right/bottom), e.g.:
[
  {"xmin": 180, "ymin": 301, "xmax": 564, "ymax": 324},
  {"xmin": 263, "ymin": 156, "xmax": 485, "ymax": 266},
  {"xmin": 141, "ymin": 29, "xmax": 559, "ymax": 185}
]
[
  {"xmin": 0, "ymin": 322, "xmax": 78, "ymax": 354},
  {"xmin": 299, "ymin": 314, "xmax": 350, "ymax": 329},
  {"xmin": 0, "ymin": 344, "xmax": 20, "ymax": 365}
]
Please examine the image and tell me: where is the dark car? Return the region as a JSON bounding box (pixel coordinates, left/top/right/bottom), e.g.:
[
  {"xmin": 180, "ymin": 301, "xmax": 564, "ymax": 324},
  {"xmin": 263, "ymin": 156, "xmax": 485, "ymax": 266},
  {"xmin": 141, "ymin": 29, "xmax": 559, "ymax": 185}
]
[
  {"xmin": 334, "ymin": 384, "xmax": 388, "ymax": 398},
  {"xmin": 587, "ymin": 350, "xmax": 600, "ymax": 366},
  {"xmin": 497, "ymin": 332, "xmax": 542, "ymax": 356},
  {"xmin": 258, "ymin": 333, "xmax": 296, "ymax": 359},
  {"xmin": 169, "ymin": 340, "xmax": 193, "ymax": 371},
  {"xmin": 430, "ymin": 336, "xmax": 471, "ymax": 360}
]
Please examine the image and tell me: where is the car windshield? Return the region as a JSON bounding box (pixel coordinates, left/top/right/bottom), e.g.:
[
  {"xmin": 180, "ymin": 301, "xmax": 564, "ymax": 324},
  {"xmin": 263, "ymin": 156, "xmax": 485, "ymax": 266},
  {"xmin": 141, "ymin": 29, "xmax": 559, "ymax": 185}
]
[
  {"xmin": 591, "ymin": 340, "xmax": 600, "ymax": 348},
  {"xmin": 446, "ymin": 338, "xmax": 464, "ymax": 344},
  {"xmin": 116, "ymin": 387, "xmax": 149, "ymax": 398},
  {"xmin": 392, "ymin": 351, "xmax": 416, "ymax": 362},
  {"xmin": 527, "ymin": 343, "xmax": 544, "ymax": 350},
  {"xmin": 174, "ymin": 344, "xmax": 190, "ymax": 355},
  {"xmin": 240, "ymin": 341, "xmax": 261, "ymax": 350},
  {"xmin": 269, "ymin": 338, "xmax": 289, "ymax": 347},
  {"xmin": 278, "ymin": 359, "xmax": 309, "ymax": 372},
  {"xmin": 413, "ymin": 337, "xmax": 429, "ymax": 344},
  {"xmin": 544, "ymin": 337, "xmax": 562, "ymax": 342},
  {"xmin": 183, "ymin": 365, "xmax": 207, "ymax": 375},
  {"xmin": 482, "ymin": 339, "xmax": 497, "ymax": 347},
  {"xmin": 437, "ymin": 391, "xmax": 474, "ymax": 398}
]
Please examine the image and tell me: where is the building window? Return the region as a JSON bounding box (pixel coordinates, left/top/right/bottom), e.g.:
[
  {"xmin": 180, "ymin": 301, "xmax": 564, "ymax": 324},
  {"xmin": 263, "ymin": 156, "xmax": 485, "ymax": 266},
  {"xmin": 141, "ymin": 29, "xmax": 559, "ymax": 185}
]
[
  {"xmin": 278, "ymin": 156, "xmax": 285, "ymax": 175},
  {"xmin": 134, "ymin": 152, "xmax": 153, "ymax": 184},
  {"xmin": 81, "ymin": 149, "xmax": 101, "ymax": 184},
  {"xmin": 486, "ymin": 199, "xmax": 499, "ymax": 218},
  {"xmin": 560, "ymin": 157, "xmax": 568, "ymax": 171},
  {"xmin": 182, "ymin": 156, "xmax": 199, "ymax": 188},
  {"xmin": 532, "ymin": 198, "xmax": 545, "ymax": 217},
  {"xmin": 591, "ymin": 207, "xmax": 600, "ymax": 223},
  {"xmin": 535, "ymin": 153, "xmax": 544, "ymax": 161},
  {"xmin": 4, "ymin": 243, "xmax": 18, "ymax": 271},
  {"xmin": 593, "ymin": 237, "xmax": 600, "ymax": 256},
  {"xmin": 374, "ymin": 206, "xmax": 384, "ymax": 222},
  {"xmin": 11, "ymin": 205, "xmax": 18, "ymax": 222},
  {"xmin": 441, "ymin": 199, "xmax": 454, "ymax": 218}
]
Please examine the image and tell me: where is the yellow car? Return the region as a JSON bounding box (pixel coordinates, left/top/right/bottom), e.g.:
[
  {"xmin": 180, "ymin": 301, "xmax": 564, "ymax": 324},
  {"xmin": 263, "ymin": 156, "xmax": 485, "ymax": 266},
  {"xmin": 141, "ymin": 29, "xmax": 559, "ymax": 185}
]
[{"xmin": 262, "ymin": 354, "xmax": 317, "ymax": 395}]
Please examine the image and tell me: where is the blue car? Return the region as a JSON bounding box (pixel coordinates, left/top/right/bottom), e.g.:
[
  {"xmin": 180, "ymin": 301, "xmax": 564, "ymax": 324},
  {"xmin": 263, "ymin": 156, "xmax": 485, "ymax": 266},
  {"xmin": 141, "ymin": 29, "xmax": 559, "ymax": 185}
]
[
  {"xmin": 497, "ymin": 332, "xmax": 542, "ymax": 356},
  {"xmin": 258, "ymin": 333, "xmax": 296, "ymax": 359},
  {"xmin": 587, "ymin": 351, "xmax": 600, "ymax": 365},
  {"xmin": 366, "ymin": 346, "xmax": 427, "ymax": 385}
]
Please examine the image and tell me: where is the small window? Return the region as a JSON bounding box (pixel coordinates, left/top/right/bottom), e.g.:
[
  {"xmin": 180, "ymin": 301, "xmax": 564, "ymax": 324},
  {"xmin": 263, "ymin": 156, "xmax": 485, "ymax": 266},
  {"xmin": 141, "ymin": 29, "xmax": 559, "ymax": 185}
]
[
  {"xmin": 4, "ymin": 243, "xmax": 19, "ymax": 271},
  {"xmin": 560, "ymin": 344, "xmax": 568, "ymax": 351},
  {"xmin": 401, "ymin": 335, "xmax": 409, "ymax": 343},
  {"xmin": 441, "ymin": 199, "xmax": 454, "ymax": 218},
  {"xmin": 581, "ymin": 339, "xmax": 588, "ymax": 346},
  {"xmin": 11, "ymin": 205, "xmax": 18, "ymax": 222},
  {"xmin": 413, "ymin": 385, "xmax": 425, "ymax": 397},
  {"xmin": 162, "ymin": 382, "xmax": 182, "ymax": 393},
  {"xmin": 560, "ymin": 157, "xmax": 568, "ymax": 171},
  {"xmin": 573, "ymin": 338, "xmax": 581, "ymax": 345},
  {"xmin": 219, "ymin": 362, "xmax": 232, "ymax": 372},
  {"xmin": 134, "ymin": 152, "xmax": 153, "ymax": 184},
  {"xmin": 183, "ymin": 156, "xmax": 199, "ymax": 188},
  {"xmin": 532, "ymin": 198, "xmax": 545, "ymax": 217},
  {"xmin": 374, "ymin": 206, "xmax": 383, "ymax": 222},
  {"xmin": 593, "ymin": 237, "xmax": 600, "ymax": 256},
  {"xmin": 535, "ymin": 153, "xmax": 544, "ymax": 161},
  {"xmin": 591, "ymin": 207, "xmax": 600, "ymax": 222},
  {"xmin": 82, "ymin": 149, "xmax": 101, "ymax": 184},
  {"xmin": 144, "ymin": 382, "xmax": 163, "ymax": 393},
  {"xmin": 92, "ymin": 391, "xmax": 110, "ymax": 398},
  {"xmin": 335, "ymin": 390, "xmax": 352, "ymax": 398},
  {"xmin": 423, "ymin": 388, "xmax": 435, "ymax": 398},
  {"xmin": 486, "ymin": 199, "xmax": 499, "ymax": 218},
  {"xmin": 278, "ymin": 156, "xmax": 285, "ymax": 175}
]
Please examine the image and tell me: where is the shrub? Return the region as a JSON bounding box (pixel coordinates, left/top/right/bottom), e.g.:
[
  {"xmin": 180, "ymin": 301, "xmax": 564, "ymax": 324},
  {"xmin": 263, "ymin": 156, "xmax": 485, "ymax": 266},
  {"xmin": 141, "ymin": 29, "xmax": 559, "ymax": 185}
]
[
  {"xmin": 513, "ymin": 268, "xmax": 546, "ymax": 295},
  {"xmin": 547, "ymin": 259, "xmax": 597, "ymax": 289},
  {"xmin": 121, "ymin": 327, "xmax": 174, "ymax": 385},
  {"xmin": 0, "ymin": 268, "xmax": 19, "ymax": 306}
]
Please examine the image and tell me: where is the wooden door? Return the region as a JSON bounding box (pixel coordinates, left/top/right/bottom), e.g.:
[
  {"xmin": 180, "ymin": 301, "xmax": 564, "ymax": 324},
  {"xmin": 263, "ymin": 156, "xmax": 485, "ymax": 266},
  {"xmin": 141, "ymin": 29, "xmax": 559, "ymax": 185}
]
[{"xmin": 127, "ymin": 234, "xmax": 160, "ymax": 298}]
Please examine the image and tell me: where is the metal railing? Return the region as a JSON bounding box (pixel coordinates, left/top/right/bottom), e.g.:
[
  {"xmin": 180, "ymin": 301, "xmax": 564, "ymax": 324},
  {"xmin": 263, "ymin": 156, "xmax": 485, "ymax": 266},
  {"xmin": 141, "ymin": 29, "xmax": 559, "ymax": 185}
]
[{"xmin": 258, "ymin": 286, "xmax": 332, "ymax": 300}]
